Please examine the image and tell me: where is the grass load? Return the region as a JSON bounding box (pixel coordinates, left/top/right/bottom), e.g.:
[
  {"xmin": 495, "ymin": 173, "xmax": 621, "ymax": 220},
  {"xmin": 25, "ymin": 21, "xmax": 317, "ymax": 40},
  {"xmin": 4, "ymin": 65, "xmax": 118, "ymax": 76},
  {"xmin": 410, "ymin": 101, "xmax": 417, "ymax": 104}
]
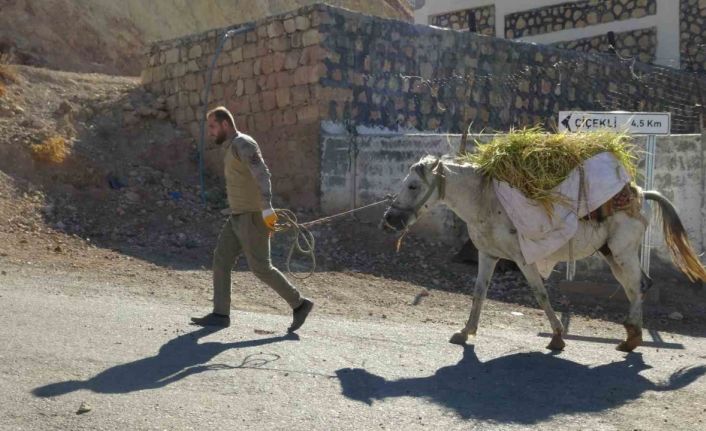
[{"xmin": 459, "ymin": 127, "xmax": 638, "ymax": 210}]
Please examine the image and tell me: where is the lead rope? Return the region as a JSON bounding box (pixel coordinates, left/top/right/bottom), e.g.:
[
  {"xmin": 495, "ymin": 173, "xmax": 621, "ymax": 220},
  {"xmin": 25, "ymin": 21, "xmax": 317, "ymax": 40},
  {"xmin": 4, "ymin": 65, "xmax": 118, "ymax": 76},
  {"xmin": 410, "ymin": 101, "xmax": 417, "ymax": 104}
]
[{"xmin": 273, "ymin": 196, "xmax": 395, "ymax": 279}]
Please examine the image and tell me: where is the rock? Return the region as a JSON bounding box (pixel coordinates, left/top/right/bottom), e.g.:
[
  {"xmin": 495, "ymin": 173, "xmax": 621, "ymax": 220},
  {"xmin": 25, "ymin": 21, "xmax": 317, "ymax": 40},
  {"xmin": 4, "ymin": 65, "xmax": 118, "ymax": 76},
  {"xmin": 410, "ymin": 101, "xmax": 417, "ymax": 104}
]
[
  {"xmin": 55, "ymin": 221, "xmax": 66, "ymax": 230},
  {"xmin": 76, "ymin": 402, "xmax": 91, "ymax": 414},
  {"xmin": 668, "ymin": 311, "xmax": 683, "ymax": 321},
  {"xmin": 125, "ymin": 191, "xmax": 140, "ymax": 203},
  {"xmin": 137, "ymin": 106, "xmax": 154, "ymax": 117},
  {"xmin": 123, "ymin": 112, "xmax": 140, "ymax": 126}
]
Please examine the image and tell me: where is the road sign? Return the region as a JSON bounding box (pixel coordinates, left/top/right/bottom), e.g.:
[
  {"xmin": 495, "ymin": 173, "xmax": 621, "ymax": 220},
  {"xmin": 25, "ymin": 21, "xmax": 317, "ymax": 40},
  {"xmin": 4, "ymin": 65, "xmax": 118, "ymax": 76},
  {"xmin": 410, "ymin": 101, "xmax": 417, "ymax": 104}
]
[{"xmin": 558, "ymin": 111, "xmax": 671, "ymax": 135}]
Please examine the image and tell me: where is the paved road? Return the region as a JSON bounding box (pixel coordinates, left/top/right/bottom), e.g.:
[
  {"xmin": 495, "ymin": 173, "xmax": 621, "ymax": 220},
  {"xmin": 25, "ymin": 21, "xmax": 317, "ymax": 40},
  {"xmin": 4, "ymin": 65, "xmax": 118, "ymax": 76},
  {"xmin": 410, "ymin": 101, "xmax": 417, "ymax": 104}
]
[{"xmin": 1, "ymin": 276, "xmax": 705, "ymax": 430}]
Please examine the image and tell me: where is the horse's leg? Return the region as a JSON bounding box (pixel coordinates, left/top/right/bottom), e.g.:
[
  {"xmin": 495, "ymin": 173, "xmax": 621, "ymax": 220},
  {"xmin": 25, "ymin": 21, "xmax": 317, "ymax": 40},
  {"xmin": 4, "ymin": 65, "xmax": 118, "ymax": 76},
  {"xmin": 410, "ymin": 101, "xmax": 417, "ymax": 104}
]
[
  {"xmin": 450, "ymin": 252, "xmax": 498, "ymax": 345},
  {"xmin": 518, "ymin": 263, "xmax": 565, "ymax": 350},
  {"xmin": 603, "ymin": 250, "xmax": 644, "ymax": 352},
  {"xmin": 603, "ymin": 213, "xmax": 646, "ymax": 352}
]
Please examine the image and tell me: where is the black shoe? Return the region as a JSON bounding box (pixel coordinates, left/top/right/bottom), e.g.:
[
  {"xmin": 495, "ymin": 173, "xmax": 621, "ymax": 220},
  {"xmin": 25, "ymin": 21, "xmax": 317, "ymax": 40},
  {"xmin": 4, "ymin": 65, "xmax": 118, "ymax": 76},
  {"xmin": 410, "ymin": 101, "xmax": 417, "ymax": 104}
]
[
  {"xmin": 190, "ymin": 313, "xmax": 230, "ymax": 327},
  {"xmin": 288, "ymin": 299, "xmax": 314, "ymax": 333}
]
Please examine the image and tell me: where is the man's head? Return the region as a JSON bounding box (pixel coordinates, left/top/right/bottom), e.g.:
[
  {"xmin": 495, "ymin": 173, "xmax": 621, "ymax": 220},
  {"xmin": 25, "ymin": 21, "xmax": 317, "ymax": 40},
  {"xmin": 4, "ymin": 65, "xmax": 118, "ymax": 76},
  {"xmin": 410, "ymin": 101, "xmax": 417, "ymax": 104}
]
[{"xmin": 206, "ymin": 106, "xmax": 236, "ymax": 145}]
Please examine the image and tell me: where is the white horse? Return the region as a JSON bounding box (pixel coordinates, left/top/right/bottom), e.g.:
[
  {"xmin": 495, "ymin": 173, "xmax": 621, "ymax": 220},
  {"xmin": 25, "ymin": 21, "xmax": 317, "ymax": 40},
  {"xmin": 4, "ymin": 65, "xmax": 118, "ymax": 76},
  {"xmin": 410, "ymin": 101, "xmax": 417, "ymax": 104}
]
[{"xmin": 382, "ymin": 154, "xmax": 706, "ymax": 352}]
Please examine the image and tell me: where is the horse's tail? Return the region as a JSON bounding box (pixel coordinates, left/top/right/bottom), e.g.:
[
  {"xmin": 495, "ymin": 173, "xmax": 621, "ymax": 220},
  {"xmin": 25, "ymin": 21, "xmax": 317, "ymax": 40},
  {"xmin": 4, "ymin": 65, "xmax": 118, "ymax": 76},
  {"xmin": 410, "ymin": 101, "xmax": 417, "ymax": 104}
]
[{"xmin": 644, "ymin": 191, "xmax": 706, "ymax": 282}]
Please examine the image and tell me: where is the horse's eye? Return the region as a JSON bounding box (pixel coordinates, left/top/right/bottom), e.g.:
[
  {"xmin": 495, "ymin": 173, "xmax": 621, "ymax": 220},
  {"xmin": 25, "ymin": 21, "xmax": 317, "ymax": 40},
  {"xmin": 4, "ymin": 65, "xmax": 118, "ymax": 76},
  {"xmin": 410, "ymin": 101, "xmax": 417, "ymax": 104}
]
[{"xmin": 408, "ymin": 184, "xmax": 418, "ymax": 191}]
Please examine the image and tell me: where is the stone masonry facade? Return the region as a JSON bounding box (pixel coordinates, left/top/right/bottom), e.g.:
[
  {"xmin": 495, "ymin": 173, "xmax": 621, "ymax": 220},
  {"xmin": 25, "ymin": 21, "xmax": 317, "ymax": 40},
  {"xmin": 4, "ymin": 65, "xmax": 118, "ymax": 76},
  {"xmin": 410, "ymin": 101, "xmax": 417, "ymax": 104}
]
[
  {"xmin": 429, "ymin": 5, "xmax": 496, "ymax": 36},
  {"xmin": 142, "ymin": 3, "xmax": 705, "ymax": 209},
  {"xmin": 681, "ymin": 0, "xmax": 706, "ymax": 72},
  {"xmin": 505, "ymin": 0, "xmax": 656, "ymax": 39},
  {"xmin": 552, "ymin": 27, "xmax": 657, "ymax": 64}
]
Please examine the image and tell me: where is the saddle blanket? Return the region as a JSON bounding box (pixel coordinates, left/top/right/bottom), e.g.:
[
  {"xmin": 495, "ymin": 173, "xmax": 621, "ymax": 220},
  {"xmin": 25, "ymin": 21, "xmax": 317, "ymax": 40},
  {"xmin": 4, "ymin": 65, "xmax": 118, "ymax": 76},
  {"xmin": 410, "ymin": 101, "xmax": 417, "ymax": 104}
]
[{"xmin": 493, "ymin": 152, "xmax": 631, "ymax": 274}]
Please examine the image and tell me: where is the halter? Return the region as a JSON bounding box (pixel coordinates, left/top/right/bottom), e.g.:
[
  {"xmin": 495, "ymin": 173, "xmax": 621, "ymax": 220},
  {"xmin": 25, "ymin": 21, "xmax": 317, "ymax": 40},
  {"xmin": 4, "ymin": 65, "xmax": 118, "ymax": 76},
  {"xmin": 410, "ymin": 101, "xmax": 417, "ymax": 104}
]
[{"xmin": 390, "ymin": 158, "xmax": 446, "ymax": 218}]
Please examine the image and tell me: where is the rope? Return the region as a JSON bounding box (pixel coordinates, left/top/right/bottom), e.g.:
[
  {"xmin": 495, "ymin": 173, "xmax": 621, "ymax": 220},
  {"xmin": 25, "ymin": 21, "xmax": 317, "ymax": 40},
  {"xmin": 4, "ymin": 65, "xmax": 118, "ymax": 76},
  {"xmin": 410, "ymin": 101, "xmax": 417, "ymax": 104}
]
[
  {"xmin": 273, "ymin": 196, "xmax": 394, "ymax": 279},
  {"xmin": 273, "ymin": 209, "xmax": 316, "ymax": 280}
]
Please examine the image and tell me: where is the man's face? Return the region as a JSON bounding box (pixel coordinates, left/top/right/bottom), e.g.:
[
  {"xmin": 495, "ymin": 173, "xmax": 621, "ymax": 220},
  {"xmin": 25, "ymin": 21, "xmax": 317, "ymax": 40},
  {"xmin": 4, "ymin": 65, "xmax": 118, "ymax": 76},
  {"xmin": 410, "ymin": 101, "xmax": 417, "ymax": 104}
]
[{"xmin": 207, "ymin": 116, "xmax": 229, "ymax": 145}]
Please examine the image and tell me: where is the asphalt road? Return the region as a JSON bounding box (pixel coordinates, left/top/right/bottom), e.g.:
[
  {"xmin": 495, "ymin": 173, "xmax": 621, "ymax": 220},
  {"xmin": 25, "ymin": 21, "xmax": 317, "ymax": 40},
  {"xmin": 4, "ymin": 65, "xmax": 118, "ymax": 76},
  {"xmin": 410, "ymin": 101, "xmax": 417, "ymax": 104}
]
[{"xmin": 1, "ymin": 275, "xmax": 705, "ymax": 430}]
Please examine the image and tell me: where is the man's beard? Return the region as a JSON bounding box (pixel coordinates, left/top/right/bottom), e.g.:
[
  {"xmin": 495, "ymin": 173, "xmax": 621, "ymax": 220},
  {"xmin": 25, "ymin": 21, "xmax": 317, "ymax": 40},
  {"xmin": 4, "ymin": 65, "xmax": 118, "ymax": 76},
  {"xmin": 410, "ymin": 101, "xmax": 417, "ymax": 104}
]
[{"xmin": 214, "ymin": 131, "xmax": 227, "ymax": 146}]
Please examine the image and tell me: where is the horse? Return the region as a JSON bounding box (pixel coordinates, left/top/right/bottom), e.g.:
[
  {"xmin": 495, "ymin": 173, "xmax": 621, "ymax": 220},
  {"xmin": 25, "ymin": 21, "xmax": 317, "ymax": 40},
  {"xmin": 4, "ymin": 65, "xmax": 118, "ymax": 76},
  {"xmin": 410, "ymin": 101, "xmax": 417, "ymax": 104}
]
[{"xmin": 381, "ymin": 153, "xmax": 706, "ymax": 352}]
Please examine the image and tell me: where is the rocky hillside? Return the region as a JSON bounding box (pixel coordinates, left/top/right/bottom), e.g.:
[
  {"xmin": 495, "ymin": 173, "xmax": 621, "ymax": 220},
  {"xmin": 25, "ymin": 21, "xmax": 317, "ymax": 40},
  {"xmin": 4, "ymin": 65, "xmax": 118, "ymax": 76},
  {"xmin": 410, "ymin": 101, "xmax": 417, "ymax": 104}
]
[{"xmin": 0, "ymin": 0, "xmax": 411, "ymax": 76}]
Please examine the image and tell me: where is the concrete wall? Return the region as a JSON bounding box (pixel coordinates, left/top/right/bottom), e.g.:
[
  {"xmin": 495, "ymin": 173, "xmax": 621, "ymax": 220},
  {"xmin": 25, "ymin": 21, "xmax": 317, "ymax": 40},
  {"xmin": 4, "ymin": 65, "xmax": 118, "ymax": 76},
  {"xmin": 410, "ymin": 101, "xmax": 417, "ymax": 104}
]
[
  {"xmin": 321, "ymin": 132, "xmax": 706, "ymax": 272},
  {"xmin": 320, "ymin": 133, "xmax": 467, "ymax": 245}
]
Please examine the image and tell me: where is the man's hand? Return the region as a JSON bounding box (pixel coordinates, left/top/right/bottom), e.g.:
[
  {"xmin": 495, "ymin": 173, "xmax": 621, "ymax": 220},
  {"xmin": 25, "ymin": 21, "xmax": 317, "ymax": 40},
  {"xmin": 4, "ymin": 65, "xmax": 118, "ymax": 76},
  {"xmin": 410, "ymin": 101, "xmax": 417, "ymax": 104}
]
[{"xmin": 262, "ymin": 207, "xmax": 278, "ymax": 231}]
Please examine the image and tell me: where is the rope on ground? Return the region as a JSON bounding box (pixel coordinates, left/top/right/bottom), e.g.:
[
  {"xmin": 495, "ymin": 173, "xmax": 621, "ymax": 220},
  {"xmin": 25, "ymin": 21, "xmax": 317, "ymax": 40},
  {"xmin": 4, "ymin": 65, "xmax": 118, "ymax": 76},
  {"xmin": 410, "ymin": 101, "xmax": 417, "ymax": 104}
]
[{"xmin": 274, "ymin": 196, "xmax": 394, "ymax": 279}]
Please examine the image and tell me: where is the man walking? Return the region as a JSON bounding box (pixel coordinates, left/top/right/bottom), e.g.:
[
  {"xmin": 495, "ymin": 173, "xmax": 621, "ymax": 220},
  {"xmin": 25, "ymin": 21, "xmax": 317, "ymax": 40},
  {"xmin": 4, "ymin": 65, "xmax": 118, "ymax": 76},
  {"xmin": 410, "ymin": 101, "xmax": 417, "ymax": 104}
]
[{"xmin": 191, "ymin": 106, "xmax": 314, "ymax": 332}]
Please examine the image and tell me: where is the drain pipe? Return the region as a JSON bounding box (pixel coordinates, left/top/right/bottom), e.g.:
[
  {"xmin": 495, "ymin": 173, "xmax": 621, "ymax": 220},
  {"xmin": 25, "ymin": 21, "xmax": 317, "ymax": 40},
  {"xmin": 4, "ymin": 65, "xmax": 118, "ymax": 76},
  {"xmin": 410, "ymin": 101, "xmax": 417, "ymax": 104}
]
[{"xmin": 198, "ymin": 24, "xmax": 254, "ymax": 205}]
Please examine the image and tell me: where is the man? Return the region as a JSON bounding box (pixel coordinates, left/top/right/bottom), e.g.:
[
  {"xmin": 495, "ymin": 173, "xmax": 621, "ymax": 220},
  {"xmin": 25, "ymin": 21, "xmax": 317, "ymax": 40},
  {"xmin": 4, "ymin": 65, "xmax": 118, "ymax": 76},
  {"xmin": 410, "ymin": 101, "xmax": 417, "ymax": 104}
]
[{"xmin": 191, "ymin": 106, "xmax": 314, "ymax": 332}]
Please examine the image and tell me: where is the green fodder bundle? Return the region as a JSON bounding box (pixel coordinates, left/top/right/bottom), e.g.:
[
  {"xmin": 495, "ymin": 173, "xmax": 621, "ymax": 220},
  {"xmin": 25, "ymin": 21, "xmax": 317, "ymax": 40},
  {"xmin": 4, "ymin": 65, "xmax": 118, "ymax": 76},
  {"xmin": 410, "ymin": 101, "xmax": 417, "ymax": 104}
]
[{"xmin": 459, "ymin": 127, "xmax": 637, "ymax": 211}]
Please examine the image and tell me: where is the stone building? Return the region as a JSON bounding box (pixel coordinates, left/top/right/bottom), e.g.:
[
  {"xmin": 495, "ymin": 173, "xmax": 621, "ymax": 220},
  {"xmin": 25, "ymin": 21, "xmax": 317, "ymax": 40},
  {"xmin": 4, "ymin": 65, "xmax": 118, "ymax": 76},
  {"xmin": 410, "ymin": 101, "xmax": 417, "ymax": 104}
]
[{"xmin": 414, "ymin": 0, "xmax": 706, "ymax": 73}]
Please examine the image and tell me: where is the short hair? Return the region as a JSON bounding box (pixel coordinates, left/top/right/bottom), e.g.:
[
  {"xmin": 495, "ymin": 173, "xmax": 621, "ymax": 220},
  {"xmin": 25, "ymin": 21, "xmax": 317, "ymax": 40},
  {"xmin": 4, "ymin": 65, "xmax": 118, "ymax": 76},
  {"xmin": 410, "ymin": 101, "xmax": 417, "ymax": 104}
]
[{"xmin": 206, "ymin": 106, "xmax": 236, "ymax": 129}]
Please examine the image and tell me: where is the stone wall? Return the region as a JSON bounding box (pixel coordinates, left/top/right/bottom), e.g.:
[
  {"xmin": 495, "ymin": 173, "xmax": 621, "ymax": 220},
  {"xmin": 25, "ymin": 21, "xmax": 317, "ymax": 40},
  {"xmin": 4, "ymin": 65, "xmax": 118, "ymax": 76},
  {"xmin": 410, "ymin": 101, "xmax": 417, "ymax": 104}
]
[
  {"xmin": 429, "ymin": 5, "xmax": 496, "ymax": 36},
  {"xmin": 141, "ymin": 5, "xmax": 329, "ymax": 208},
  {"xmin": 681, "ymin": 0, "xmax": 706, "ymax": 72},
  {"xmin": 318, "ymin": 6, "xmax": 704, "ymax": 135},
  {"xmin": 505, "ymin": 0, "xmax": 656, "ymax": 39},
  {"xmin": 552, "ymin": 27, "xmax": 657, "ymax": 64},
  {"xmin": 320, "ymin": 132, "xmax": 706, "ymax": 272}
]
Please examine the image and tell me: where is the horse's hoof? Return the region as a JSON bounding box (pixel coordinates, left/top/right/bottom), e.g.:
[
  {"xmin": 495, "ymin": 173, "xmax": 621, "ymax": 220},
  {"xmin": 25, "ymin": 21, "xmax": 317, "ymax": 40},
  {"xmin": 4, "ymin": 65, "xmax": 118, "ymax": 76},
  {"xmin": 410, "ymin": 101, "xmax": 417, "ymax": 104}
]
[
  {"xmin": 449, "ymin": 332, "xmax": 468, "ymax": 345},
  {"xmin": 616, "ymin": 338, "xmax": 641, "ymax": 352},
  {"xmin": 546, "ymin": 335, "xmax": 566, "ymax": 351},
  {"xmin": 617, "ymin": 324, "xmax": 642, "ymax": 352},
  {"xmin": 616, "ymin": 341, "xmax": 636, "ymax": 352}
]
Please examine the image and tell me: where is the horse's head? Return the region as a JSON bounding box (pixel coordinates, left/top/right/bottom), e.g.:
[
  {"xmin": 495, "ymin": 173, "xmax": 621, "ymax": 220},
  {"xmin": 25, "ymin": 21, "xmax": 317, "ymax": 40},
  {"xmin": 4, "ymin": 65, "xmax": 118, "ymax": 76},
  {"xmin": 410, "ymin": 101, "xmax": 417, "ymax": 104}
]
[{"xmin": 381, "ymin": 155, "xmax": 446, "ymax": 233}]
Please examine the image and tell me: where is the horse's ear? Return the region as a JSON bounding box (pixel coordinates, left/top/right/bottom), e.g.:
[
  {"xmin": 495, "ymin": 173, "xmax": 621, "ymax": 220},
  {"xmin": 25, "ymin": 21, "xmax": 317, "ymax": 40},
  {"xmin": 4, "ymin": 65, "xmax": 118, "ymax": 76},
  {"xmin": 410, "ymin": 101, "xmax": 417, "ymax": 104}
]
[{"xmin": 413, "ymin": 163, "xmax": 427, "ymax": 183}]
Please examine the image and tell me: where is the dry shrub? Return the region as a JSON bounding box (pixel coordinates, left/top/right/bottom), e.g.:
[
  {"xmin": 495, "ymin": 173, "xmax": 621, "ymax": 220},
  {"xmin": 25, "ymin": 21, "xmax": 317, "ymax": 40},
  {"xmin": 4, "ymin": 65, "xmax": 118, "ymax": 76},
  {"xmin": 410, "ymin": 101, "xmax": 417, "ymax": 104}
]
[
  {"xmin": 0, "ymin": 62, "xmax": 17, "ymax": 98},
  {"xmin": 0, "ymin": 64, "xmax": 17, "ymax": 83},
  {"xmin": 30, "ymin": 135, "xmax": 70, "ymax": 164}
]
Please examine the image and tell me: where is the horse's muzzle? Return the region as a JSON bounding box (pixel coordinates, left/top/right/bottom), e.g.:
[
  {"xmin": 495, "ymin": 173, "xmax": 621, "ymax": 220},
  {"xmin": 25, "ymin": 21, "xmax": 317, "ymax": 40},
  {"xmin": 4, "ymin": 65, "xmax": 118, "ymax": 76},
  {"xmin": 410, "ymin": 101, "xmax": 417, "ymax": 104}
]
[{"xmin": 380, "ymin": 208, "xmax": 407, "ymax": 233}]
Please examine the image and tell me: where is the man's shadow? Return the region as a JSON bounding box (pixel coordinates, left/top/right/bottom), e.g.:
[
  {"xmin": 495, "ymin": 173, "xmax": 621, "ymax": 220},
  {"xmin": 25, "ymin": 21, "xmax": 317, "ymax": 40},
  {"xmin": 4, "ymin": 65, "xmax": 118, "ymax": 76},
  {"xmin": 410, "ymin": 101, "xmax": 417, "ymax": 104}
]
[
  {"xmin": 336, "ymin": 346, "xmax": 705, "ymax": 424},
  {"xmin": 33, "ymin": 327, "xmax": 298, "ymax": 397}
]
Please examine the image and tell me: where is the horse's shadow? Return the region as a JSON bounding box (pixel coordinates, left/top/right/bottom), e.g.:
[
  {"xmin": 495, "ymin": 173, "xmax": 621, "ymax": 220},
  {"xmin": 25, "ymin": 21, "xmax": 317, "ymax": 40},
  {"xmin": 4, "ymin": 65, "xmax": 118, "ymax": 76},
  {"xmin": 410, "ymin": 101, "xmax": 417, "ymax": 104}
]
[
  {"xmin": 336, "ymin": 346, "xmax": 705, "ymax": 424},
  {"xmin": 33, "ymin": 327, "xmax": 298, "ymax": 397}
]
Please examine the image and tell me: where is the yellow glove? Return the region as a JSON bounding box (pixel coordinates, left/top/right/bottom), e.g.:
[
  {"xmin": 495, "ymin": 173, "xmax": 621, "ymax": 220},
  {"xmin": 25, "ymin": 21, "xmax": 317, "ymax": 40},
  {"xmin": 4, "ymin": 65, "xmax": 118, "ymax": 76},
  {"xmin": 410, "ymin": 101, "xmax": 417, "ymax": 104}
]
[{"xmin": 262, "ymin": 208, "xmax": 278, "ymax": 231}]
